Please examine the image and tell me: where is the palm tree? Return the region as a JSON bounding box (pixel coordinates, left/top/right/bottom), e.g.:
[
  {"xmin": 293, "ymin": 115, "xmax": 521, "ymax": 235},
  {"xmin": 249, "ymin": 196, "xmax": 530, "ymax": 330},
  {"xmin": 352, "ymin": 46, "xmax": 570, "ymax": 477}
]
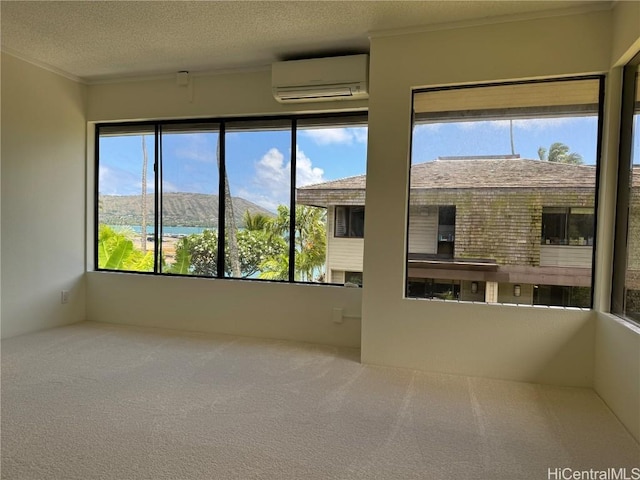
[
  {"xmin": 140, "ymin": 135, "xmax": 148, "ymax": 252},
  {"xmin": 294, "ymin": 206, "xmax": 326, "ymax": 281},
  {"xmin": 243, "ymin": 211, "xmax": 272, "ymax": 231},
  {"xmin": 509, "ymin": 119, "xmax": 515, "ymax": 155},
  {"xmin": 538, "ymin": 142, "xmax": 583, "ymax": 165},
  {"xmin": 259, "ymin": 205, "xmax": 326, "ymax": 281},
  {"xmin": 216, "ymin": 137, "xmax": 241, "ymax": 277}
]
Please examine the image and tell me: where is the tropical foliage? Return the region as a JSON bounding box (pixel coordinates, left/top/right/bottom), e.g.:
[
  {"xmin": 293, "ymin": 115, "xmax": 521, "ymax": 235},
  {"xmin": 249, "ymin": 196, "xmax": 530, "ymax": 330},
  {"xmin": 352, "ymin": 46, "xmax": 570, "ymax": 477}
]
[
  {"xmin": 258, "ymin": 205, "xmax": 326, "ymax": 282},
  {"xmin": 538, "ymin": 142, "xmax": 583, "ymax": 165},
  {"xmin": 98, "ymin": 225, "xmax": 154, "ymax": 271},
  {"xmin": 98, "ymin": 204, "xmax": 327, "ymax": 281},
  {"xmin": 172, "ymin": 228, "xmax": 287, "ymax": 278}
]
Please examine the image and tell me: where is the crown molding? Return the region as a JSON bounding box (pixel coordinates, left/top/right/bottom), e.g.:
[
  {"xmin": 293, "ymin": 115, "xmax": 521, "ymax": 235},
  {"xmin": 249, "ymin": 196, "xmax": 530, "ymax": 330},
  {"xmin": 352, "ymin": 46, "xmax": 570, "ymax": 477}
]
[
  {"xmin": 1, "ymin": 47, "xmax": 86, "ymax": 84},
  {"xmin": 369, "ymin": 2, "xmax": 613, "ymax": 39},
  {"xmin": 86, "ymin": 64, "xmax": 271, "ymax": 86}
]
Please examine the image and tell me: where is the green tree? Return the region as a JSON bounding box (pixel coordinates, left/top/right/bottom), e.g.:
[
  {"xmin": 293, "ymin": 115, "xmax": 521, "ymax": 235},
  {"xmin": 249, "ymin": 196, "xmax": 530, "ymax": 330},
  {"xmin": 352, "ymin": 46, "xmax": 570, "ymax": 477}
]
[
  {"xmin": 180, "ymin": 229, "xmax": 218, "ymax": 276},
  {"xmin": 538, "ymin": 142, "xmax": 583, "ymax": 165},
  {"xmin": 140, "ymin": 135, "xmax": 149, "ymax": 253},
  {"xmin": 243, "ymin": 210, "xmax": 272, "ymax": 231},
  {"xmin": 259, "ymin": 252, "xmax": 290, "ymax": 281},
  {"xmin": 236, "ymin": 229, "xmax": 286, "ymax": 277},
  {"xmin": 175, "ymin": 228, "xmax": 286, "ymax": 278},
  {"xmin": 259, "ymin": 205, "xmax": 326, "ymax": 282},
  {"xmin": 166, "ymin": 238, "xmax": 192, "ymax": 275}
]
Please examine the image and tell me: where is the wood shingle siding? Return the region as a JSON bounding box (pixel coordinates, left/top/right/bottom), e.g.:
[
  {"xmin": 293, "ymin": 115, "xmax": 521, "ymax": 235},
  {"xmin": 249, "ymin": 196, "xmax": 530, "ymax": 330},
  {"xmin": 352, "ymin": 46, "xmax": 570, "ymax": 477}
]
[
  {"xmin": 623, "ymin": 171, "xmax": 640, "ymax": 290},
  {"xmin": 412, "ymin": 187, "xmax": 595, "ymax": 266}
]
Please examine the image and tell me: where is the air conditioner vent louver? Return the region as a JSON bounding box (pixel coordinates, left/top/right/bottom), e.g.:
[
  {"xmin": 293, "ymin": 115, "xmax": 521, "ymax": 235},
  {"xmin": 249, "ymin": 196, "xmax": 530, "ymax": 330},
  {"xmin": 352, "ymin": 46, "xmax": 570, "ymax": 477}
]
[{"xmin": 272, "ymin": 55, "xmax": 369, "ymax": 104}]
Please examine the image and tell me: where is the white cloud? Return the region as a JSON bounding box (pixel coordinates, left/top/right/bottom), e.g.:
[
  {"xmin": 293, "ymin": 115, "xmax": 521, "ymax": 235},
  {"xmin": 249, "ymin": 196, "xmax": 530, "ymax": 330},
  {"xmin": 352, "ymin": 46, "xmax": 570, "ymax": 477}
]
[
  {"xmin": 474, "ymin": 118, "xmax": 577, "ymax": 131},
  {"xmin": 255, "ymin": 148, "xmax": 289, "ymax": 187},
  {"xmin": 99, "ymin": 165, "xmax": 139, "ymax": 195},
  {"xmin": 414, "ymin": 123, "xmax": 443, "ymax": 133},
  {"xmin": 237, "ymin": 146, "xmax": 325, "ymax": 212},
  {"xmin": 295, "ymin": 147, "xmax": 325, "ymax": 187},
  {"xmin": 302, "ymin": 127, "xmax": 367, "ymax": 145},
  {"xmin": 173, "ymin": 134, "xmax": 216, "ymax": 163},
  {"xmin": 162, "ymin": 180, "xmax": 179, "ymax": 193},
  {"xmin": 488, "ymin": 120, "xmax": 511, "ymax": 129},
  {"xmin": 457, "ymin": 117, "xmax": 579, "ymax": 131},
  {"xmin": 352, "ymin": 127, "xmax": 368, "ymax": 143},
  {"xmin": 458, "ymin": 121, "xmax": 480, "ymax": 131},
  {"xmin": 512, "ymin": 117, "xmax": 576, "ymax": 130}
]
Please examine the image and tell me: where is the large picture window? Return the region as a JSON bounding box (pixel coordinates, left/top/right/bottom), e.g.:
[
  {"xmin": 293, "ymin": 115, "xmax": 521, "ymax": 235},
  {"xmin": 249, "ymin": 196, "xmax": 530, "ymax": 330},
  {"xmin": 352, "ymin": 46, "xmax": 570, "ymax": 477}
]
[
  {"xmin": 96, "ymin": 113, "xmax": 367, "ymax": 285},
  {"xmin": 406, "ymin": 77, "xmax": 603, "ymax": 308}
]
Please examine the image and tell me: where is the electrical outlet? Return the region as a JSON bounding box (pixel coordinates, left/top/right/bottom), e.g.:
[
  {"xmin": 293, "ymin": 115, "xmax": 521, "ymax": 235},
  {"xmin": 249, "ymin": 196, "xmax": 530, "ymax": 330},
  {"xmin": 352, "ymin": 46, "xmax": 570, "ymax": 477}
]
[
  {"xmin": 332, "ymin": 307, "xmax": 344, "ymax": 324},
  {"xmin": 61, "ymin": 290, "xmax": 69, "ymax": 304}
]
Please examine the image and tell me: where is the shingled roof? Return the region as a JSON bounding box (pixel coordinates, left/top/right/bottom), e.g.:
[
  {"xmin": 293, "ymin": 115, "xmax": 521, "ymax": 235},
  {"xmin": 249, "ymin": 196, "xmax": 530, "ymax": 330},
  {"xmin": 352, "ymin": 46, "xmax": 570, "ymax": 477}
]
[{"xmin": 298, "ymin": 158, "xmax": 598, "ymax": 192}]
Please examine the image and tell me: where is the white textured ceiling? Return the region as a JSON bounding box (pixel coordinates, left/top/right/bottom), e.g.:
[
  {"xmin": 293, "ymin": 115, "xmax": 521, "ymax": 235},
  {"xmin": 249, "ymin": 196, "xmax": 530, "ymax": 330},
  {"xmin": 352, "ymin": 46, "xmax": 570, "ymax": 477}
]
[{"xmin": 1, "ymin": 0, "xmax": 610, "ymax": 83}]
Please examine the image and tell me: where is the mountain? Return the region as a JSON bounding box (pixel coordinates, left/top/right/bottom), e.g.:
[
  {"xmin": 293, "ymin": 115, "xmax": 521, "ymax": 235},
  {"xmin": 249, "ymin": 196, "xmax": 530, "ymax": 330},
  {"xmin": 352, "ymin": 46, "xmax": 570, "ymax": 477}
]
[{"xmin": 99, "ymin": 192, "xmax": 273, "ymax": 228}]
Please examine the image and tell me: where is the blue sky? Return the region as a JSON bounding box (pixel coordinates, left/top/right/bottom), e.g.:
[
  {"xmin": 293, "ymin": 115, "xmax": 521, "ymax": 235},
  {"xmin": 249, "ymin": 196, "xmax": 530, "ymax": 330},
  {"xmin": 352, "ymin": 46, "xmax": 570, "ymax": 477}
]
[
  {"xmin": 412, "ymin": 116, "xmax": 600, "ymax": 165},
  {"xmin": 99, "ymin": 114, "xmax": 639, "ymax": 212},
  {"xmin": 99, "ymin": 126, "xmax": 368, "ymax": 212}
]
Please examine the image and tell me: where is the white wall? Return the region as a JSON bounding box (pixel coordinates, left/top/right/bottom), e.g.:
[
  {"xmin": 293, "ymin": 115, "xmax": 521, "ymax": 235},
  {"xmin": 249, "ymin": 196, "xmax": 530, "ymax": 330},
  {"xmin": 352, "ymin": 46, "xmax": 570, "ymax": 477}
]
[
  {"xmin": 88, "ymin": 69, "xmax": 367, "ymax": 122},
  {"xmin": 361, "ymin": 10, "xmax": 612, "ymax": 386},
  {"xmin": 611, "ymin": 0, "xmax": 640, "ymax": 67},
  {"xmin": 86, "ymin": 272, "xmax": 361, "ymax": 347},
  {"xmin": 595, "ymin": 314, "xmax": 640, "ymax": 442},
  {"xmin": 1, "ymin": 53, "xmax": 87, "ymax": 338},
  {"xmin": 591, "ymin": 0, "xmax": 640, "ymax": 444}
]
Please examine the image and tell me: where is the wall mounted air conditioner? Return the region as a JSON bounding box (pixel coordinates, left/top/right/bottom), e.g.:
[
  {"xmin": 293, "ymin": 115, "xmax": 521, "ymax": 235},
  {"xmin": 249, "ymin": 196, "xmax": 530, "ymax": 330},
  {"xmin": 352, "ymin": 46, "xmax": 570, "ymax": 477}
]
[{"xmin": 272, "ymin": 54, "xmax": 369, "ymax": 103}]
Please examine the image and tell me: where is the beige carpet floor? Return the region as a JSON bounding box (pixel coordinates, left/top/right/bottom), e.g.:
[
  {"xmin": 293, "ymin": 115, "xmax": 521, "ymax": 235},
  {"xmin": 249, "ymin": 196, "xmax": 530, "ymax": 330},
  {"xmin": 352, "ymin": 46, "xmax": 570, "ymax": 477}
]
[{"xmin": 1, "ymin": 321, "xmax": 638, "ymax": 480}]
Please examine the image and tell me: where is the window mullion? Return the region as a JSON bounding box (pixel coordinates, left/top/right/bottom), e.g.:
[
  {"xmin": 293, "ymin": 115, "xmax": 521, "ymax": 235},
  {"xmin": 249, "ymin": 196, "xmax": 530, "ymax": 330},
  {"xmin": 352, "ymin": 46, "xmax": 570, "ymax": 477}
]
[
  {"xmin": 289, "ymin": 120, "xmax": 297, "ymax": 282},
  {"xmin": 217, "ymin": 122, "xmax": 226, "ymax": 279},
  {"xmin": 93, "ymin": 126, "xmax": 100, "ymax": 271},
  {"xmin": 155, "ymin": 124, "xmax": 161, "ymax": 273}
]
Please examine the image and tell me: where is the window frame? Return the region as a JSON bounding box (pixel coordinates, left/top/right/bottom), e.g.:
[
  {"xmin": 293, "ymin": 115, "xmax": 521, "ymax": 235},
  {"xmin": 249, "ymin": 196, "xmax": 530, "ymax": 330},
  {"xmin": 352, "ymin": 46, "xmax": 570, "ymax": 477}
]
[
  {"xmin": 612, "ymin": 52, "xmax": 640, "ymax": 321},
  {"xmin": 405, "ymin": 75, "xmax": 605, "ymax": 308},
  {"xmin": 95, "ymin": 111, "xmax": 367, "ymax": 286}
]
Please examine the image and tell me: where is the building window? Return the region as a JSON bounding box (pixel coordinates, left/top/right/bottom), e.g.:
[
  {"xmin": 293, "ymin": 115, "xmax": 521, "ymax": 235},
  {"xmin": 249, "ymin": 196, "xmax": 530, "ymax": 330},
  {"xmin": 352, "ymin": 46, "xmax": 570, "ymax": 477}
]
[
  {"xmin": 541, "ymin": 207, "xmax": 594, "ymax": 245},
  {"xmin": 96, "ymin": 113, "xmax": 367, "ymax": 285},
  {"xmin": 437, "ymin": 206, "xmax": 456, "ymax": 257},
  {"xmin": 344, "ymin": 271, "xmax": 363, "ymax": 286},
  {"xmin": 534, "ymin": 285, "xmax": 591, "ymax": 308},
  {"xmin": 335, "ymin": 206, "xmax": 365, "ymax": 238},
  {"xmin": 406, "ymin": 76, "xmax": 603, "ymax": 307},
  {"xmin": 407, "ymin": 278, "xmax": 460, "ymax": 300}
]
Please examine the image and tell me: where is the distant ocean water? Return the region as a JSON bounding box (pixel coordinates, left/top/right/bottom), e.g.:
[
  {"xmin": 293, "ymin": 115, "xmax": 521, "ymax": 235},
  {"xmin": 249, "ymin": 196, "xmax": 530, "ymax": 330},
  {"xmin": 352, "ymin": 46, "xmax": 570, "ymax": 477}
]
[{"xmin": 109, "ymin": 225, "xmax": 215, "ymax": 236}]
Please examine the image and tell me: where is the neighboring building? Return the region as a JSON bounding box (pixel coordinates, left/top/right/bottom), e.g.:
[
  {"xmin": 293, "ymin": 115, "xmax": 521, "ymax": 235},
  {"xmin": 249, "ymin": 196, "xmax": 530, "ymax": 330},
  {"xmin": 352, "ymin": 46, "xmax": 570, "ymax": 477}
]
[{"xmin": 298, "ymin": 157, "xmax": 640, "ymax": 307}]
